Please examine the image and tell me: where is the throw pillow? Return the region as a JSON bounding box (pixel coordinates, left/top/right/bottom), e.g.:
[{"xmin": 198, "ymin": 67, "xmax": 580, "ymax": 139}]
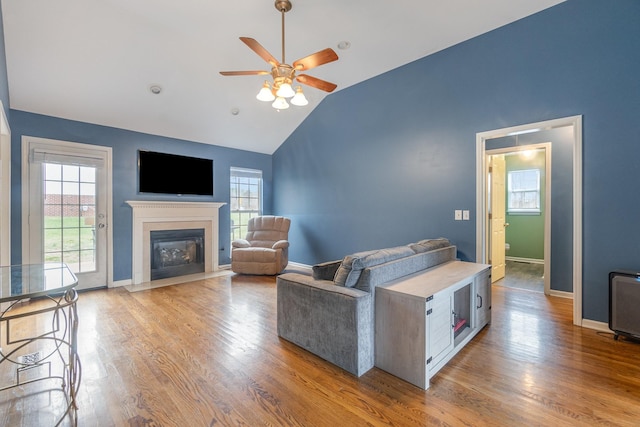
[
  {"xmin": 409, "ymin": 238, "xmax": 450, "ymax": 254},
  {"xmin": 334, "ymin": 246, "xmax": 414, "ymax": 288}
]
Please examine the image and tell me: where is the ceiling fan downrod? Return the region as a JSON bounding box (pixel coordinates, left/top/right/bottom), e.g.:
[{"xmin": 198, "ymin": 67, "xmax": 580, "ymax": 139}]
[{"xmin": 275, "ymin": 0, "xmax": 292, "ymax": 64}]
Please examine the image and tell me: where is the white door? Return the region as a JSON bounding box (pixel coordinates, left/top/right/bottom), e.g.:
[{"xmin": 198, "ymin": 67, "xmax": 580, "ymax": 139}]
[
  {"xmin": 489, "ymin": 154, "xmax": 507, "ymax": 282},
  {"xmin": 22, "ymin": 137, "xmax": 112, "ymax": 290}
]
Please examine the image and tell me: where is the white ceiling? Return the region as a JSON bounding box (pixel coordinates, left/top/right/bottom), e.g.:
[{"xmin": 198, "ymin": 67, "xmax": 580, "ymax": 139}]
[{"xmin": 2, "ymin": 0, "xmax": 564, "ymax": 154}]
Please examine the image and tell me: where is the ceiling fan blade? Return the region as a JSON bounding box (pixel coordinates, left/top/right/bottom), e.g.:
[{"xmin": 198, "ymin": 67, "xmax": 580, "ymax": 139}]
[
  {"xmin": 296, "ymin": 74, "xmax": 337, "ymax": 93},
  {"xmin": 240, "ymin": 37, "xmax": 279, "ymax": 67},
  {"xmin": 220, "ymin": 70, "xmax": 270, "ymax": 76},
  {"xmin": 293, "ymin": 48, "xmax": 339, "ymax": 71}
]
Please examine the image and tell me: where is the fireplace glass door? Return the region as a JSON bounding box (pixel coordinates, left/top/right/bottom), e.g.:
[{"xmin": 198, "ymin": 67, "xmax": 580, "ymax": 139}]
[{"xmin": 150, "ymin": 229, "xmax": 205, "ymax": 280}]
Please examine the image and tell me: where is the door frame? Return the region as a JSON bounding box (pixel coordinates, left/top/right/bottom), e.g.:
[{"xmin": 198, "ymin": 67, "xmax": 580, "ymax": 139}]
[
  {"xmin": 21, "ymin": 136, "xmax": 114, "ymax": 287},
  {"xmin": 0, "ymin": 102, "xmax": 10, "ymax": 267},
  {"xmin": 476, "ymin": 116, "xmax": 583, "ymax": 326},
  {"xmin": 486, "ymin": 143, "xmax": 552, "ymax": 295}
]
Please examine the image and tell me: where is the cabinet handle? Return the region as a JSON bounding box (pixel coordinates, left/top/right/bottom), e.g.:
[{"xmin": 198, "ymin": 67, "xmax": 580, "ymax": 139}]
[{"xmin": 477, "ymin": 294, "xmax": 483, "ymax": 309}]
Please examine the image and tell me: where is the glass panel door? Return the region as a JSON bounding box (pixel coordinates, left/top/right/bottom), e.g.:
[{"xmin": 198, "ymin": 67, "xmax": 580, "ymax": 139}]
[{"xmin": 43, "ymin": 163, "xmax": 97, "ymax": 273}]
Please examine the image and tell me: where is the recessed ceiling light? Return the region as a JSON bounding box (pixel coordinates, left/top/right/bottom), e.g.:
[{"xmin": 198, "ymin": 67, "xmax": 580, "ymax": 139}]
[
  {"xmin": 149, "ymin": 85, "xmax": 162, "ymax": 95},
  {"xmin": 337, "ymin": 41, "xmax": 351, "ymax": 50}
]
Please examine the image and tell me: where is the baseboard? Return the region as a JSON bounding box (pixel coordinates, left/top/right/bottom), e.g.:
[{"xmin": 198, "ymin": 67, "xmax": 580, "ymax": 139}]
[
  {"xmin": 111, "ymin": 279, "xmax": 131, "ymax": 288},
  {"xmin": 548, "ymin": 289, "xmax": 573, "ymax": 299},
  {"xmin": 505, "ymin": 256, "xmax": 544, "ymax": 265},
  {"xmin": 581, "ymin": 319, "xmax": 611, "ymax": 333},
  {"xmin": 288, "ymin": 261, "xmax": 312, "ymax": 269}
]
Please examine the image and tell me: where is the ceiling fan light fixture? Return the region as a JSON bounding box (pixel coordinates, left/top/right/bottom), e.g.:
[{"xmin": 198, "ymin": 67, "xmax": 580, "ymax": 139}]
[
  {"xmin": 290, "ymin": 86, "xmax": 308, "ymax": 106},
  {"xmin": 256, "ymin": 81, "xmax": 276, "ymax": 101},
  {"xmin": 272, "ymin": 96, "xmax": 289, "ymax": 109},
  {"xmin": 220, "ymin": 0, "xmax": 339, "ymax": 111}
]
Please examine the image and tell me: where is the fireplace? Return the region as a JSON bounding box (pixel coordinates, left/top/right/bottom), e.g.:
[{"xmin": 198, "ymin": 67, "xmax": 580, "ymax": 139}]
[
  {"xmin": 126, "ymin": 201, "xmax": 226, "ymax": 285},
  {"xmin": 150, "ymin": 229, "xmax": 205, "ymax": 280}
]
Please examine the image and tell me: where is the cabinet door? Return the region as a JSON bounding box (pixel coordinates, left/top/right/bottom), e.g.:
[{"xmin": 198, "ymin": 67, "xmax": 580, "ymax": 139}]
[
  {"xmin": 475, "ymin": 268, "xmax": 492, "ymax": 327},
  {"xmin": 427, "ymin": 291, "xmax": 454, "ymax": 374}
]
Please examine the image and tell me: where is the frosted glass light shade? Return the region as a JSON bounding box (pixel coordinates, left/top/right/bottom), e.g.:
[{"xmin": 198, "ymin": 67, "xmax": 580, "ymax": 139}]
[
  {"xmin": 272, "ymin": 96, "xmax": 289, "ymax": 109},
  {"xmin": 290, "ymin": 87, "xmax": 308, "ymax": 106},
  {"xmin": 276, "ymin": 82, "xmax": 295, "ymax": 98},
  {"xmin": 256, "ymin": 82, "xmax": 275, "ymax": 102}
]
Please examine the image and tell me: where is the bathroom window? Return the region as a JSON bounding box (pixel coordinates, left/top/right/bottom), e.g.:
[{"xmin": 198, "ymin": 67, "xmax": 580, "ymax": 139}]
[{"xmin": 507, "ymin": 169, "xmax": 540, "ymax": 214}]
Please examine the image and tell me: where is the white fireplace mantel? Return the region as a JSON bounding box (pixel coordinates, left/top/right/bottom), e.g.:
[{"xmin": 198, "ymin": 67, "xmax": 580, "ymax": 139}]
[{"xmin": 126, "ymin": 201, "xmax": 226, "ymax": 284}]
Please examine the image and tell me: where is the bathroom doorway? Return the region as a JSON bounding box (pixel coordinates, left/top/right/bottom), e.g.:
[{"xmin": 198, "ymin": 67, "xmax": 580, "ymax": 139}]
[
  {"xmin": 476, "ymin": 116, "xmax": 583, "ymax": 326},
  {"xmin": 486, "ymin": 144, "xmax": 550, "ymax": 294}
]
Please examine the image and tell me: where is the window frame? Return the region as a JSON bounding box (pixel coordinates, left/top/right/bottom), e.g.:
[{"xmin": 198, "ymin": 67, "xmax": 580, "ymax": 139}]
[
  {"xmin": 507, "ymin": 168, "xmax": 541, "ymax": 214},
  {"xmin": 229, "ymin": 167, "xmax": 263, "ymax": 246}
]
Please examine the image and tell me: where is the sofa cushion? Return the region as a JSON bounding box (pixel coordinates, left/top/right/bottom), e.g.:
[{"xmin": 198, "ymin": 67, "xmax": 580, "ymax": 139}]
[
  {"xmin": 409, "ymin": 238, "xmax": 451, "ymax": 254},
  {"xmin": 312, "ymin": 260, "xmax": 342, "ymax": 281},
  {"xmin": 334, "ymin": 246, "xmax": 414, "ymax": 288}
]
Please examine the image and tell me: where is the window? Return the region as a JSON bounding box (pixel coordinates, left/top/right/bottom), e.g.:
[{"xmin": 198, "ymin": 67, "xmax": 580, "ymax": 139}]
[
  {"xmin": 230, "ymin": 167, "xmax": 263, "ymax": 246},
  {"xmin": 507, "ymin": 169, "xmax": 540, "ymax": 214}
]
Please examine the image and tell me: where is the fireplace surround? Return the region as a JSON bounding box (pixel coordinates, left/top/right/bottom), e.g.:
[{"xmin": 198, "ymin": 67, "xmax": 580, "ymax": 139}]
[{"xmin": 126, "ymin": 201, "xmax": 226, "ymax": 284}]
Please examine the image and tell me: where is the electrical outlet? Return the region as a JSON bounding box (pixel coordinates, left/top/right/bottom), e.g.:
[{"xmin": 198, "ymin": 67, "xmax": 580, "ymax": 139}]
[
  {"xmin": 454, "ymin": 210, "xmax": 462, "ymax": 221},
  {"xmin": 463, "ymin": 210, "xmax": 470, "ymax": 220}
]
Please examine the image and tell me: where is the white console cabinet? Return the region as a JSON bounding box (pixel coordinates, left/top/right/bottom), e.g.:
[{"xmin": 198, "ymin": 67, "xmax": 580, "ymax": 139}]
[{"xmin": 375, "ymin": 261, "xmax": 491, "ymax": 389}]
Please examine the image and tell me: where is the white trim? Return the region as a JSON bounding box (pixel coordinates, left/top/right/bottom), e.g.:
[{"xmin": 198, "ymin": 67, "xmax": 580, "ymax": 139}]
[
  {"xmin": 0, "ymin": 101, "xmax": 11, "ymax": 266},
  {"xmin": 573, "ymin": 116, "xmax": 583, "ymax": 327},
  {"xmin": 548, "ymin": 290, "xmax": 573, "ymax": 299},
  {"xmin": 111, "ymin": 279, "xmax": 132, "ymax": 288},
  {"xmin": 581, "ymin": 319, "xmax": 610, "ymax": 333},
  {"xmin": 21, "ymin": 136, "xmax": 114, "ymax": 287},
  {"xmin": 476, "ymin": 116, "xmax": 583, "ymax": 326},
  {"xmin": 288, "ymin": 261, "xmax": 313, "ymax": 270}
]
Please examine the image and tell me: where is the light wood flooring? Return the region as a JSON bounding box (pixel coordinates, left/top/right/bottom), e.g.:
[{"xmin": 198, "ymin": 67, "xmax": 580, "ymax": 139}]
[{"xmin": 2, "ymin": 272, "xmax": 640, "ymax": 426}]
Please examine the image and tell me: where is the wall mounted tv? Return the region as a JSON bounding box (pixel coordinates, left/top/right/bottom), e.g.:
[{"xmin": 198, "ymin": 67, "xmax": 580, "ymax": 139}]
[{"xmin": 138, "ymin": 150, "xmax": 214, "ymax": 196}]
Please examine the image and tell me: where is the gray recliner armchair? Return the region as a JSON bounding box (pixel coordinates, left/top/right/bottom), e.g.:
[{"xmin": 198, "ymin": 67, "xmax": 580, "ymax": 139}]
[{"xmin": 231, "ymin": 216, "xmax": 291, "ymax": 275}]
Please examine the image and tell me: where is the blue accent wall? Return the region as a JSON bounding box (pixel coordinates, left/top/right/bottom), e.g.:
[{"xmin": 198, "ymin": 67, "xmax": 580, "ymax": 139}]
[
  {"xmin": 273, "ymin": 0, "xmax": 640, "ymax": 322},
  {"xmin": 9, "ymin": 110, "xmax": 272, "ymax": 281}
]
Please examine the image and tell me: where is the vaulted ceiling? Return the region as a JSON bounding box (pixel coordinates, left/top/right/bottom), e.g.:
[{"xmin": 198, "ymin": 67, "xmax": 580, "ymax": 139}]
[{"xmin": 2, "ymin": 0, "xmax": 564, "ymax": 154}]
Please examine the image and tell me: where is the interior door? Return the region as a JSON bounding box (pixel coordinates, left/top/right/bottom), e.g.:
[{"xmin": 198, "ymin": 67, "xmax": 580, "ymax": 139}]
[
  {"xmin": 489, "ymin": 154, "xmax": 507, "ymax": 282},
  {"xmin": 23, "ymin": 138, "xmax": 111, "ymax": 290}
]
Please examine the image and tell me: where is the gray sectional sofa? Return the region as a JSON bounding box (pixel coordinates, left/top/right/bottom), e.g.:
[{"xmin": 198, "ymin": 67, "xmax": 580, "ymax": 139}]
[{"xmin": 276, "ymin": 238, "xmax": 456, "ymax": 376}]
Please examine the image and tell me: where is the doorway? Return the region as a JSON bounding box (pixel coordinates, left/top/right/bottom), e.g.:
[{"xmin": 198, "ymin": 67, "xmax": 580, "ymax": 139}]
[
  {"xmin": 21, "ymin": 137, "xmax": 113, "ymax": 290},
  {"xmin": 486, "ymin": 144, "xmax": 551, "ymax": 295},
  {"xmin": 476, "ymin": 116, "xmax": 583, "ymax": 326}
]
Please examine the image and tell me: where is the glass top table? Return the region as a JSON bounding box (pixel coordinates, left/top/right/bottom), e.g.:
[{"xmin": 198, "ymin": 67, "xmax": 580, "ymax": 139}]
[
  {"xmin": 0, "ymin": 262, "xmax": 80, "ymax": 426},
  {"xmin": 0, "ymin": 262, "xmax": 78, "ymax": 303}
]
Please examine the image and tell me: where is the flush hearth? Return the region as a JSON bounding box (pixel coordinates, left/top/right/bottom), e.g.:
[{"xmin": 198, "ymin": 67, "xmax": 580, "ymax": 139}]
[{"xmin": 150, "ymin": 229, "xmax": 205, "ymax": 280}]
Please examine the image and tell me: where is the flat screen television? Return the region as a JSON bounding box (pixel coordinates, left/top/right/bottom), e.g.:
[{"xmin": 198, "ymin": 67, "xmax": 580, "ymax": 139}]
[{"xmin": 138, "ymin": 150, "xmax": 214, "ymax": 196}]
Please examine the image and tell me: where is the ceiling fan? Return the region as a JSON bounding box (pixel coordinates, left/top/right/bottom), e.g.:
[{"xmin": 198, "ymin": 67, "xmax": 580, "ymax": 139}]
[{"xmin": 220, "ymin": 0, "xmax": 339, "ymax": 109}]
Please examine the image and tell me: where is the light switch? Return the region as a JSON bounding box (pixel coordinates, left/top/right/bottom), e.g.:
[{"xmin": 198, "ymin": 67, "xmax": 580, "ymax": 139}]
[
  {"xmin": 463, "ymin": 210, "xmax": 470, "ymax": 220},
  {"xmin": 454, "ymin": 210, "xmax": 462, "ymax": 221}
]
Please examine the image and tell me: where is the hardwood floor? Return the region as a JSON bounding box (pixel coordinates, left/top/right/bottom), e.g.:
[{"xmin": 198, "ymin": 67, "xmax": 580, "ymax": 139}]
[{"xmin": 3, "ymin": 272, "xmax": 640, "ymax": 426}]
